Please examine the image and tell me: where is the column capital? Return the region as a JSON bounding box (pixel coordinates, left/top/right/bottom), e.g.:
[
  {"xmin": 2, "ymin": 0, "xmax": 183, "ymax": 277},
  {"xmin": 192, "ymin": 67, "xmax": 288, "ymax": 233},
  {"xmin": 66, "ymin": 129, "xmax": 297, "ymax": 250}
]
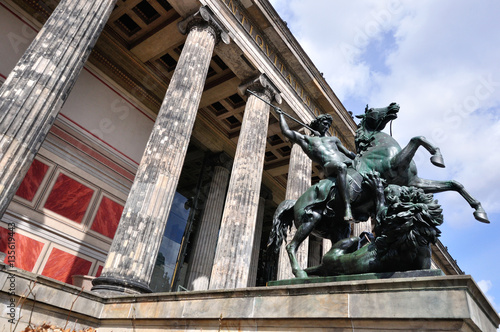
[
  {"xmin": 238, "ymin": 74, "xmax": 282, "ymax": 104},
  {"xmin": 178, "ymin": 6, "xmax": 230, "ymax": 45},
  {"xmin": 209, "ymin": 152, "xmax": 233, "ymax": 170}
]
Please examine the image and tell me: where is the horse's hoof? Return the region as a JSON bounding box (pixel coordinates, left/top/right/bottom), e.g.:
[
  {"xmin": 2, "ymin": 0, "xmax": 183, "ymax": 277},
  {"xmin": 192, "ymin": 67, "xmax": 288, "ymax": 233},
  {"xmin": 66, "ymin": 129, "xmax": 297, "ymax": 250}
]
[
  {"xmin": 430, "ymin": 152, "xmax": 445, "ymax": 168},
  {"xmin": 474, "ymin": 210, "xmax": 490, "ymax": 223},
  {"xmin": 295, "ymin": 270, "xmax": 308, "ymax": 278}
]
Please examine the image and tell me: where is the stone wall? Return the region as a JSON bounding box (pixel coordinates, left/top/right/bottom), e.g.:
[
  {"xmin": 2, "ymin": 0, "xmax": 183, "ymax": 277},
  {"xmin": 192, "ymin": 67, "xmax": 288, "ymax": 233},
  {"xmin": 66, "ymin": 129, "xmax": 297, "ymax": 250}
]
[{"xmin": 1, "ymin": 263, "xmax": 499, "ymax": 332}]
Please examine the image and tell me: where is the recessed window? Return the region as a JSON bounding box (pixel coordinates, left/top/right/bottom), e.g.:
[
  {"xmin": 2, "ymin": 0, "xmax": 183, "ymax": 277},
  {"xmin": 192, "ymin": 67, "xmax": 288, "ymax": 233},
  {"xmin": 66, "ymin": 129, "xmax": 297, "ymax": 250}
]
[
  {"xmin": 268, "ymin": 134, "xmax": 284, "ymax": 146},
  {"xmin": 278, "ymin": 145, "xmax": 291, "ymax": 157},
  {"xmin": 211, "ymin": 102, "xmax": 225, "ymax": 111},
  {"xmin": 157, "ymin": 0, "xmax": 173, "ymax": 11},
  {"xmin": 224, "ymin": 115, "xmax": 241, "ymax": 129},
  {"xmin": 209, "ymin": 102, "xmax": 228, "ymax": 116},
  {"xmin": 265, "ymin": 151, "xmax": 278, "ymax": 162},
  {"xmin": 227, "ymin": 93, "xmax": 245, "ymax": 108},
  {"xmin": 133, "ymin": 0, "xmax": 160, "ymax": 24},
  {"xmin": 116, "ymin": 14, "xmax": 141, "ymax": 36},
  {"xmin": 159, "ymin": 53, "xmax": 177, "ymax": 71},
  {"xmin": 225, "ymin": 116, "xmax": 239, "ymax": 125}
]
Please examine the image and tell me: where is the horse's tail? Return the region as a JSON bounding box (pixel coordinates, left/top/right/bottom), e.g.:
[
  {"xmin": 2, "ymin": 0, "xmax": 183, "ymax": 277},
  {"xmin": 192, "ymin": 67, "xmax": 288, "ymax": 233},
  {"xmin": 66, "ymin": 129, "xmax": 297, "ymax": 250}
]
[{"xmin": 267, "ymin": 199, "xmax": 296, "ymax": 254}]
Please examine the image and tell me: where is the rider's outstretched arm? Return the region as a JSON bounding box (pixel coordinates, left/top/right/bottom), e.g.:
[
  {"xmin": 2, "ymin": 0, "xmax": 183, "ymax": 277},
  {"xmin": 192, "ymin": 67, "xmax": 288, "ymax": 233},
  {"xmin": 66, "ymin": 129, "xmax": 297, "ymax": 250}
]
[{"xmin": 278, "ymin": 112, "xmax": 305, "ymax": 145}]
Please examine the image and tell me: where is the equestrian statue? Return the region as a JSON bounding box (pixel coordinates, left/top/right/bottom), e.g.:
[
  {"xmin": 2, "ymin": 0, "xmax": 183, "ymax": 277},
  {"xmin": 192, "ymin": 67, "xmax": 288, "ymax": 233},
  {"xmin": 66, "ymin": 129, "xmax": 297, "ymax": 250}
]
[{"xmin": 267, "ymin": 101, "xmax": 489, "ymax": 278}]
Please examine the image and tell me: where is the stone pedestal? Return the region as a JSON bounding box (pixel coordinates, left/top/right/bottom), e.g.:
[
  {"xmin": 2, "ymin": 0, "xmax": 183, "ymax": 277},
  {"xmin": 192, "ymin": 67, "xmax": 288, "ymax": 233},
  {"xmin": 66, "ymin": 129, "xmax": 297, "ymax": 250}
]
[
  {"xmin": 0, "ymin": 0, "xmax": 116, "ymax": 217},
  {"xmin": 3, "ymin": 266, "xmax": 499, "ymax": 332},
  {"xmin": 269, "ymin": 269, "xmax": 445, "ymax": 286}
]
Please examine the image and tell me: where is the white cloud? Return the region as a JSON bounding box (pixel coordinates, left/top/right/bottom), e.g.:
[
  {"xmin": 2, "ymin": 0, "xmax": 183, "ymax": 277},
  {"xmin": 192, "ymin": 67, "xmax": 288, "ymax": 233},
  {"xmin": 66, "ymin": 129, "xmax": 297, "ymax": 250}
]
[{"xmin": 478, "ymin": 280, "xmax": 498, "ymax": 309}]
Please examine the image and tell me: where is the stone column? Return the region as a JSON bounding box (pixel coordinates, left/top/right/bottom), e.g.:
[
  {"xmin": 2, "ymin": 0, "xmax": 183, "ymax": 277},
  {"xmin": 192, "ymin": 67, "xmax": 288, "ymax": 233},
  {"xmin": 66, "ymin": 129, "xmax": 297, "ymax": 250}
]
[
  {"xmin": 92, "ymin": 8, "xmax": 229, "ymax": 294},
  {"xmin": 352, "ymin": 218, "xmax": 373, "ymax": 237},
  {"xmin": 247, "ymin": 187, "xmax": 271, "ymax": 287},
  {"xmin": 322, "ymin": 239, "xmax": 332, "ymax": 257},
  {"xmin": 209, "ymin": 75, "xmax": 280, "ymax": 290},
  {"xmin": 308, "ymin": 236, "xmax": 322, "ymax": 267},
  {"xmin": 185, "ymin": 153, "xmax": 231, "ymax": 291},
  {"xmin": 277, "ymin": 143, "xmax": 312, "ymax": 280},
  {"xmin": 0, "ymin": 0, "xmax": 117, "ymax": 217}
]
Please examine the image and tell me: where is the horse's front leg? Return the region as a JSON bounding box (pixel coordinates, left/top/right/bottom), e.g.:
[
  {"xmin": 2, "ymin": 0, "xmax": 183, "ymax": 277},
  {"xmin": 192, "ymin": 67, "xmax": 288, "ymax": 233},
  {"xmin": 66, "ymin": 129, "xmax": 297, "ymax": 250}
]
[
  {"xmin": 411, "ymin": 177, "xmax": 489, "ymax": 223},
  {"xmin": 286, "ymin": 210, "xmax": 321, "ymax": 278},
  {"xmin": 393, "ymin": 136, "xmax": 445, "ymax": 169}
]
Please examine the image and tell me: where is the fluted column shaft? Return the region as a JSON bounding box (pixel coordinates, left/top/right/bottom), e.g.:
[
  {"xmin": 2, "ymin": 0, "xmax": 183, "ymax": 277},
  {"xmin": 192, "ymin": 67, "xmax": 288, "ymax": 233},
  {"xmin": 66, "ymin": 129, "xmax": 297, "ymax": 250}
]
[
  {"xmin": 277, "ymin": 143, "xmax": 312, "ymax": 280},
  {"xmin": 186, "ymin": 157, "xmax": 231, "ymax": 291},
  {"xmin": 308, "ymin": 236, "xmax": 322, "ymax": 267},
  {"xmin": 247, "ymin": 188, "xmax": 270, "ymax": 287},
  {"xmin": 209, "ymin": 79, "xmax": 278, "ymax": 290},
  {"xmin": 0, "ymin": 0, "xmax": 116, "ymax": 217},
  {"xmin": 322, "ymin": 239, "xmax": 332, "ymax": 257},
  {"xmin": 93, "ymin": 17, "xmax": 219, "ymax": 294},
  {"xmin": 352, "ymin": 218, "xmax": 372, "ymax": 237}
]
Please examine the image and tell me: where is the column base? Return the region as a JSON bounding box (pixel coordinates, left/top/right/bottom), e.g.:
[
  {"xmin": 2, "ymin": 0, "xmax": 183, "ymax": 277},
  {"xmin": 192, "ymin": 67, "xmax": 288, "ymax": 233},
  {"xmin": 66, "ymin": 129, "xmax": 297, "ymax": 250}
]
[{"xmin": 91, "ymin": 276, "xmax": 153, "ymax": 295}]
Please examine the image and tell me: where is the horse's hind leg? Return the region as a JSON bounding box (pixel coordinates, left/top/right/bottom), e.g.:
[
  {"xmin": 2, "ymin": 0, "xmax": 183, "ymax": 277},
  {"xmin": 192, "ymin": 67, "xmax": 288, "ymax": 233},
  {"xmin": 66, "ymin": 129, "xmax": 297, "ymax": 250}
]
[
  {"xmin": 286, "ymin": 210, "xmax": 321, "ymax": 278},
  {"xmin": 394, "ymin": 136, "xmax": 445, "ymax": 168},
  {"xmin": 411, "ymin": 177, "xmax": 489, "ymax": 223}
]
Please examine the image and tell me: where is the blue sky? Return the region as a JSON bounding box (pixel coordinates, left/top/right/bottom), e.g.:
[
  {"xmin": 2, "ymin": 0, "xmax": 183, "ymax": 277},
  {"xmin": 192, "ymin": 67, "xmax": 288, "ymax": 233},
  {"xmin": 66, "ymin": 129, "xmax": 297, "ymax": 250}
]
[{"xmin": 270, "ymin": 0, "xmax": 500, "ymax": 315}]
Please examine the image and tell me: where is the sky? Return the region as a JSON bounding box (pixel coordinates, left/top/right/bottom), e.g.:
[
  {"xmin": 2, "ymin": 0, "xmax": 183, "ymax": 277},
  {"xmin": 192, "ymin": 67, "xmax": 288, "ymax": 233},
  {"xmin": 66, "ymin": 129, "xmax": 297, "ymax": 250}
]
[{"xmin": 269, "ymin": 0, "xmax": 500, "ymax": 315}]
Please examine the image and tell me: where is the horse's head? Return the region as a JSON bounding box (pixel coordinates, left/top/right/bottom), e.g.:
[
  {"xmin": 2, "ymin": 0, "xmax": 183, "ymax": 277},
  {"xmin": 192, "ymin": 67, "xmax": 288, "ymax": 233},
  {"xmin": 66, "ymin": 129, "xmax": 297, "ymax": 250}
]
[{"xmin": 356, "ymin": 102, "xmax": 400, "ymax": 131}]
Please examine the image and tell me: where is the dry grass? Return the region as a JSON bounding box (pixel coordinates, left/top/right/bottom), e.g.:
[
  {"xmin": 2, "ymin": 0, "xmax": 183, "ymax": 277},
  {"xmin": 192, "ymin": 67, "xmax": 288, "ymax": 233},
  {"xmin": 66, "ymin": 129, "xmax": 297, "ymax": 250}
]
[{"xmin": 21, "ymin": 324, "xmax": 96, "ymax": 332}]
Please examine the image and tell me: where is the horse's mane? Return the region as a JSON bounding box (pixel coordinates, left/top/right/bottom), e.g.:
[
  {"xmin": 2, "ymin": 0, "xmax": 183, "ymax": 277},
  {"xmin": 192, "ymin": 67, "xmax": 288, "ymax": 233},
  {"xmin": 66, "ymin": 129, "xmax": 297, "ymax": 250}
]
[
  {"xmin": 355, "ymin": 103, "xmax": 399, "ymax": 153},
  {"xmin": 354, "ymin": 117, "xmax": 374, "ymax": 153},
  {"xmin": 374, "ymin": 185, "xmax": 443, "ymax": 263}
]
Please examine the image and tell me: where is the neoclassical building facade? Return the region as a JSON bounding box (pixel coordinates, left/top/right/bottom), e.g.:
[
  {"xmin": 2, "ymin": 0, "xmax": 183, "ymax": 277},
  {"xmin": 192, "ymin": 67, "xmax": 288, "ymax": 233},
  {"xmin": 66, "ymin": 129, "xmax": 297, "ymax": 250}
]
[{"xmin": 0, "ymin": 0, "xmax": 462, "ymax": 297}]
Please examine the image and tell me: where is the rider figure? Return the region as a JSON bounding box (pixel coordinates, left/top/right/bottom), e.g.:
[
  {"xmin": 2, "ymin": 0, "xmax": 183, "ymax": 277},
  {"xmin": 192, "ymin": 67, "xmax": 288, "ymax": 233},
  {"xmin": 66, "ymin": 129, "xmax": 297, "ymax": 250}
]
[{"xmin": 277, "ymin": 111, "xmax": 356, "ymax": 221}]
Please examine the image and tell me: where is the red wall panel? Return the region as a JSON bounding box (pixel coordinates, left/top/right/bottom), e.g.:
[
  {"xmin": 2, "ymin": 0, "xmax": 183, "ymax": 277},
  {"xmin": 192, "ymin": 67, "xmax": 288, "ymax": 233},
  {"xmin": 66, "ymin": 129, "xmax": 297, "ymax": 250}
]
[
  {"xmin": 44, "ymin": 173, "xmax": 94, "ymax": 223},
  {"xmin": 41, "ymin": 248, "xmax": 93, "ymax": 284},
  {"xmin": 90, "ymin": 196, "xmax": 124, "ymax": 239},
  {"xmin": 15, "ymin": 159, "xmax": 49, "ymax": 202},
  {"xmin": 96, "ymin": 265, "xmax": 104, "ymax": 277},
  {"xmin": 0, "ymin": 226, "xmax": 44, "ymax": 271}
]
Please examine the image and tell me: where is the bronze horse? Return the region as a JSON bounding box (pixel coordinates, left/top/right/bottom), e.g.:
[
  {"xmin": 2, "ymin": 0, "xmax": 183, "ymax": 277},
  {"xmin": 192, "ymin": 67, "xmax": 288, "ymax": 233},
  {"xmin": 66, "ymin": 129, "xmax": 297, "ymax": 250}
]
[{"xmin": 268, "ymin": 102, "xmax": 489, "ymax": 278}]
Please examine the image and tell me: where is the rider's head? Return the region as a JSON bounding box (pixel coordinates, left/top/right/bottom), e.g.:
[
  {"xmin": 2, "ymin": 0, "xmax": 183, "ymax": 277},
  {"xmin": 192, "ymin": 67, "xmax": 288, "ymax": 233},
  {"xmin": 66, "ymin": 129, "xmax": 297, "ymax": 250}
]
[{"xmin": 310, "ymin": 114, "xmax": 333, "ymax": 136}]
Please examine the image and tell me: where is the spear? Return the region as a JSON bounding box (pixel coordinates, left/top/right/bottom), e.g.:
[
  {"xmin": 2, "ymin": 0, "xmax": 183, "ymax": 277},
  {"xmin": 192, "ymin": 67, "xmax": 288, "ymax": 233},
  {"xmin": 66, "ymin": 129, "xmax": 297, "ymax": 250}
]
[{"xmin": 247, "ymin": 90, "xmax": 320, "ymax": 136}]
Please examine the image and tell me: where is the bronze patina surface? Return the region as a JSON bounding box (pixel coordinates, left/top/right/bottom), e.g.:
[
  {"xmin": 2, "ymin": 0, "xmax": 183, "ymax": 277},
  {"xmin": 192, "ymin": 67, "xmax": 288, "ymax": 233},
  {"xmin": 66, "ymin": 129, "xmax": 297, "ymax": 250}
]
[{"xmin": 268, "ymin": 103, "xmax": 489, "ymax": 278}]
